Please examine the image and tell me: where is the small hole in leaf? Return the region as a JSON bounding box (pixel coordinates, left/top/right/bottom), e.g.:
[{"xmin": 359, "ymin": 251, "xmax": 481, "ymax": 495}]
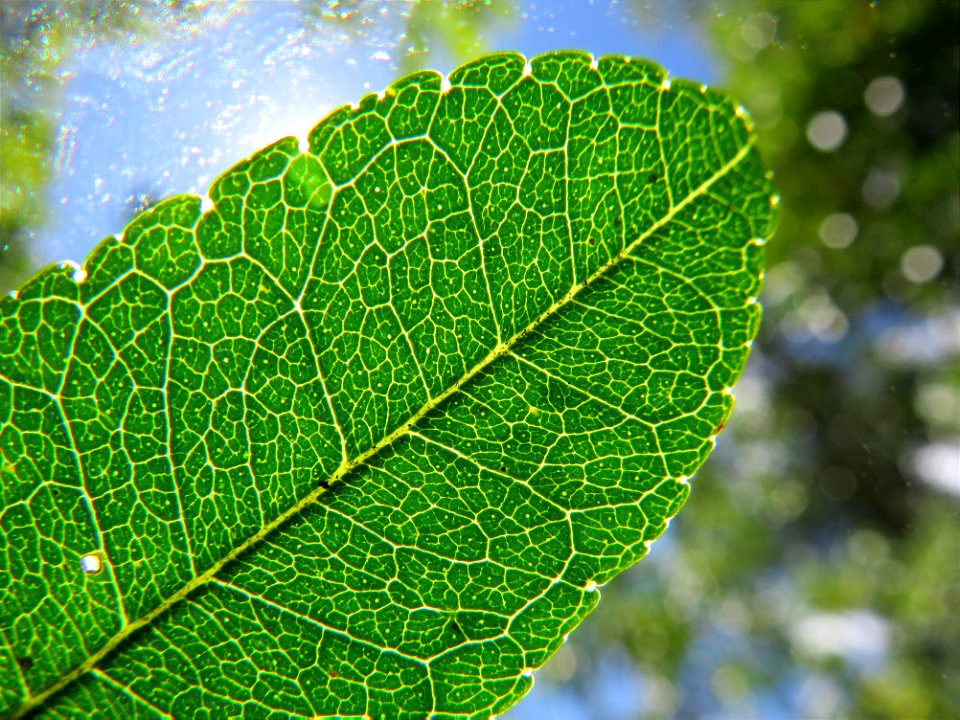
[{"xmin": 80, "ymin": 553, "xmax": 103, "ymax": 574}]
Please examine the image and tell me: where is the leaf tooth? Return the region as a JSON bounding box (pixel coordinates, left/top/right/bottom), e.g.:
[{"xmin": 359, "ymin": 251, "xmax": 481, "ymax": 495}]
[{"xmin": 59, "ymin": 260, "xmax": 87, "ymax": 284}]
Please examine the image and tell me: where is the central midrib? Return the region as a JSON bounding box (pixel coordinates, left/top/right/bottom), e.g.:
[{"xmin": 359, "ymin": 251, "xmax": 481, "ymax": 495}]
[{"xmin": 16, "ymin": 138, "xmax": 754, "ymax": 718}]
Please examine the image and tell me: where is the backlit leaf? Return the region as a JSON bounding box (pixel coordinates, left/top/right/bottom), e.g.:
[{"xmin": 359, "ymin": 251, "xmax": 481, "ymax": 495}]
[{"xmin": 0, "ymin": 51, "xmax": 775, "ymax": 718}]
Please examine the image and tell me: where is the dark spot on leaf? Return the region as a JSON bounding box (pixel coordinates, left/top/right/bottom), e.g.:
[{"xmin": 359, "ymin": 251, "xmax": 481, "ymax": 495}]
[
  {"xmin": 648, "ymin": 173, "xmax": 659, "ymax": 183},
  {"xmin": 588, "ymin": 238, "xmax": 595, "ymax": 245},
  {"xmin": 319, "ymin": 480, "xmax": 330, "ymax": 490},
  {"xmin": 16, "ymin": 656, "xmax": 33, "ymax": 671}
]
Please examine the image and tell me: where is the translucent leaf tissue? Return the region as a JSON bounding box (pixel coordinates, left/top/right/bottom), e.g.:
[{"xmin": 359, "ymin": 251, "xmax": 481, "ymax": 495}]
[{"xmin": 0, "ymin": 51, "xmax": 776, "ymax": 718}]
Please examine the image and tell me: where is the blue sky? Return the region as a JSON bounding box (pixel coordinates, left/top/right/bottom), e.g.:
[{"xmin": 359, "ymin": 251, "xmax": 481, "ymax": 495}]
[{"xmin": 32, "ymin": 0, "xmax": 716, "ymax": 275}]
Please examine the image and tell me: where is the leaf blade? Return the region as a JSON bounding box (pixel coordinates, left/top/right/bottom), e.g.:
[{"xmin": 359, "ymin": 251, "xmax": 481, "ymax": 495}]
[{"xmin": 0, "ymin": 50, "xmax": 775, "ymax": 718}]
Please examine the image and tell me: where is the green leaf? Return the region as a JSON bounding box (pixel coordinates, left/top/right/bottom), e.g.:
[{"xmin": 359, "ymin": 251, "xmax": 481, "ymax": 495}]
[{"xmin": 0, "ymin": 51, "xmax": 774, "ymax": 718}]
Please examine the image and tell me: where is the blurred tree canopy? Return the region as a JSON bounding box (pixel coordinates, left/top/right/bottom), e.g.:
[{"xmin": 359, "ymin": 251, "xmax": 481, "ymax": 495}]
[
  {"xmin": 551, "ymin": 2, "xmax": 958, "ymax": 718},
  {"xmin": 0, "ymin": 0, "xmax": 512, "ymax": 291},
  {"xmin": 0, "ymin": 0, "xmax": 226, "ymax": 290},
  {"xmin": 300, "ymin": 0, "xmax": 513, "ymax": 72},
  {"xmin": 394, "ymin": 0, "xmax": 514, "ymax": 72},
  {"xmin": 1, "ymin": 1, "xmax": 956, "ymax": 718}
]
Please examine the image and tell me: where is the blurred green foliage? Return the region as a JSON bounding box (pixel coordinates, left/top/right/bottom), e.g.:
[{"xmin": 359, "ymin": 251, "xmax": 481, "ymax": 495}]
[
  {"xmin": 302, "ymin": 0, "xmax": 515, "ymax": 72},
  {"xmin": 0, "ymin": 1, "xmax": 511, "ymax": 291},
  {"xmin": 0, "ymin": 0, "xmax": 219, "ymax": 290},
  {"xmin": 399, "ymin": 0, "xmax": 514, "ymax": 72},
  {"xmin": 557, "ymin": 2, "xmax": 959, "ymax": 718},
  {"xmin": 1, "ymin": 1, "xmax": 956, "ymax": 718}
]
